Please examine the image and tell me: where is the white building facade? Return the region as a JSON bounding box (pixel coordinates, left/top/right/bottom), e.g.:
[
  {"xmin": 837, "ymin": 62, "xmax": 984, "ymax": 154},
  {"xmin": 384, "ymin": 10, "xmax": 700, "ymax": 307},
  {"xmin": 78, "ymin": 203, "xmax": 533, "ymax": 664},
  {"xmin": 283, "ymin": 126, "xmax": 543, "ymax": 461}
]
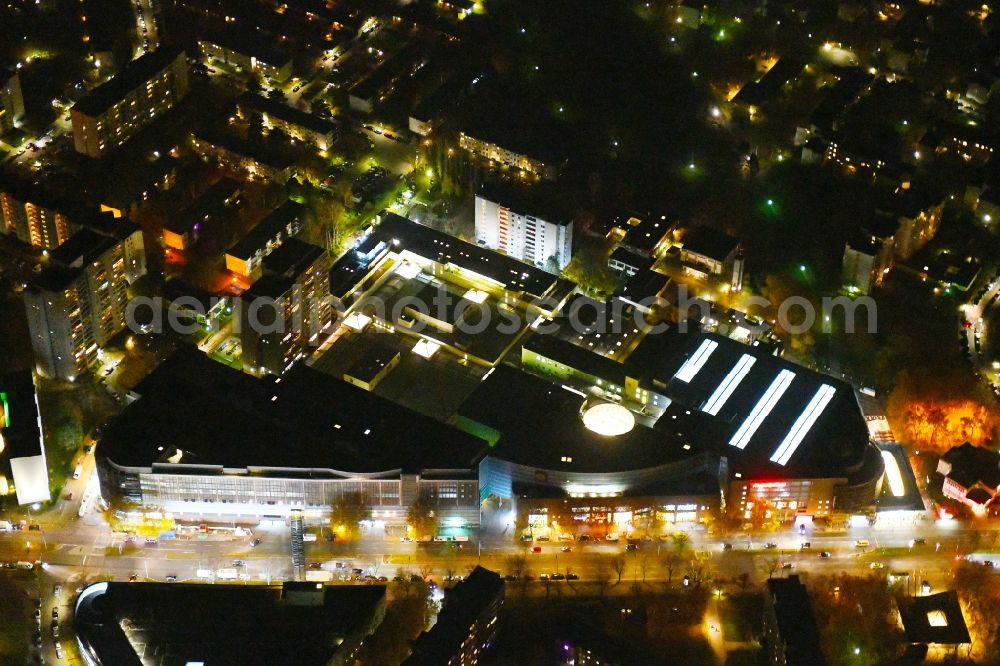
[{"xmin": 475, "ymin": 192, "xmax": 572, "ymax": 272}]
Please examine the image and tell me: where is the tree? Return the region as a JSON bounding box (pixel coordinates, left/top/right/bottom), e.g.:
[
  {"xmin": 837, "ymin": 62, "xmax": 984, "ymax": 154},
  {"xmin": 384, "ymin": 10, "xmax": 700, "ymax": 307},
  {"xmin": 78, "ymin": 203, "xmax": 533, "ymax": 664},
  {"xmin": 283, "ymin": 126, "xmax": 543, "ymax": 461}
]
[
  {"xmin": 925, "ymin": 407, "xmax": 947, "ymax": 446},
  {"xmin": 329, "ymin": 492, "xmax": 370, "ymax": 540},
  {"xmin": 407, "ymin": 495, "xmax": 439, "ymax": 539},
  {"xmin": 562, "ymin": 244, "xmax": 620, "ymax": 297},
  {"xmin": 442, "ymin": 546, "xmax": 461, "ymax": 582},
  {"xmin": 611, "ymin": 554, "xmax": 626, "ymax": 585},
  {"xmin": 808, "ymin": 573, "xmax": 902, "ymax": 665},
  {"xmin": 504, "ymin": 553, "xmax": 527, "ymax": 579},
  {"xmin": 662, "ymin": 548, "xmax": 683, "ymax": 585},
  {"xmin": 593, "ymin": 555, "xmax": 613, "ymax": 598},
  {"xmin": 638, "ymin": 553, "xmax": 651, "ymax": 583},
  {"xmin": 685, "ymin": 563, "xmax": 709, "ymax": 590},
  {"xmin": 760, "ymin": 556, "xmax": 781, "ymax": 580}
]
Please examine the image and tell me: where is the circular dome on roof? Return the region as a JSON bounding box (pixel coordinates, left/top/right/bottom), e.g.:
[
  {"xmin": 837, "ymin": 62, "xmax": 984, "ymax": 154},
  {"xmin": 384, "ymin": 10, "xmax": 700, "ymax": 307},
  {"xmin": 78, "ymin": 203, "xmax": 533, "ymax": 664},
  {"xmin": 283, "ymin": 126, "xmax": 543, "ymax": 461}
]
[{"xmin": 583, "ymin": 402, "xmax": 636, "ymax": 437}]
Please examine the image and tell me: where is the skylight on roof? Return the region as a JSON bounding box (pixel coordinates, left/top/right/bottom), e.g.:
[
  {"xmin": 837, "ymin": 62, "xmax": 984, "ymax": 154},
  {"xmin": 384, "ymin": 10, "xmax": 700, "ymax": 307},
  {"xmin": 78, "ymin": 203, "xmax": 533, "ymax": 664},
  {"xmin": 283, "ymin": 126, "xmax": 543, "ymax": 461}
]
[
  {"xmin": 463, "ymin": 288, "xmax": 488, "ymax": 304},
  {"xmin": 396, "ymin": 261, "xmax": 422, "ymax": 280},
  {"xmin": 674, "ymin": 339, "xmax": 718, "ymax": 383},
  {"xmin": 769, "ymin": 383, "xmax": 835, "ymax": 465},
  {"xmin": 344, "ymin": 312, "xmax": 372, "ymax": 332},
  {"xmin": 413, "ymin": 339, "xmax": 441, "ymax": 359},
  {"xmin": 729, "ymin": 369, "xmax": 795, "ymax": 450},
  {"xmin": 702, "ymin": 354, "xmax": 756, "ymax": 415}
]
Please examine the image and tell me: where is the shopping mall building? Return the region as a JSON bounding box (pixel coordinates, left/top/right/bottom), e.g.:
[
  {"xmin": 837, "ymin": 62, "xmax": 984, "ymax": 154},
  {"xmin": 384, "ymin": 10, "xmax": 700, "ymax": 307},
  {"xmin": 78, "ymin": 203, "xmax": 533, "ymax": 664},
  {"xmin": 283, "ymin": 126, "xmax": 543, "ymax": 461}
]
[
  {"xmin": 455, "ymin": 327, "xmax": 885, "ymax": 532},
  {"xmin": 96, "ymin": 347, "xmax": 486, "ymax": 529}
]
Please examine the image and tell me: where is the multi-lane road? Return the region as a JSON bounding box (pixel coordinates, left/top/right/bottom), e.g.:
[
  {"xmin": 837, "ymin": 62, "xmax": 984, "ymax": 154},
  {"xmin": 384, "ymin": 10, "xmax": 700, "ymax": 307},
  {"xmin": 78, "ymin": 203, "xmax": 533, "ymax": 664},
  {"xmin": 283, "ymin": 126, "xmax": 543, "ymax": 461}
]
[
  {"xmin": 1, "ymin": 453, "xmax": 996, "ymax": 661},
  {"xmin": 3, "ymin": 493, "xmax": 998, "ymax": 664}
]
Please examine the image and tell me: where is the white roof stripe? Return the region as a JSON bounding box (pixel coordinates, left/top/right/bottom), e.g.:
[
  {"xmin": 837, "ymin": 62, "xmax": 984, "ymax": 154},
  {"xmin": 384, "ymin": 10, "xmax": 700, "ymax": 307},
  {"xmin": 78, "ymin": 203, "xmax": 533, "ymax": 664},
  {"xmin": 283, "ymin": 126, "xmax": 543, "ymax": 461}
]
[
  {"xmin": 729, "ymin": 369, "xmax": 796, "ymax": 450},
  {"xmin": 674, "ymin": 339, "xmax": 718, "ymax": 383},
  {"xmin": 702, "ymin": 354, "xmax": 756, "ymax": 416},
  {"xmin": 770, "ymin": 384, "xmax": 836, "ymax": 466}
]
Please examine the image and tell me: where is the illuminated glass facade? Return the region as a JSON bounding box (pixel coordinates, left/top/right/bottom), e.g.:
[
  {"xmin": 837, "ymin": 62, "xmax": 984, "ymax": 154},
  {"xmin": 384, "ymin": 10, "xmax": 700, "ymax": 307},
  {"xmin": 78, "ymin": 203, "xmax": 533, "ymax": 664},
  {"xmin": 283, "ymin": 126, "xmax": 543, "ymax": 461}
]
[{"xmin": 98, "ymin": 458, "xmax": 481, "ymax": 526}]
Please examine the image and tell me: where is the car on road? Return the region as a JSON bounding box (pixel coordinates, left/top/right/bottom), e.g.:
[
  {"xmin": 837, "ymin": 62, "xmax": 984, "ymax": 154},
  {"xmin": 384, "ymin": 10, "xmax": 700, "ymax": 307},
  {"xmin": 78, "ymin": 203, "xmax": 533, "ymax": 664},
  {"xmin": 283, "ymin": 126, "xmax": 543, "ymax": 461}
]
[
  {"xmin": 722, "ymin": 543, "xmax": 733, "ymax": 550},
  {"xmin": 400, "ymin": 536, "xmax": 412, "ymax": 542},
  {"xmin": 128, "ymin": 574, "xmax": 138, "ymax": 582},
  {"xmin": 351, "ymin": 568, "xmax": 364, "ymax": 575},
  {"xmin": 51, "ymin": 621, "xmax": 59, "ymax": 638},
  {"xmin": 52, "ymin": 607, "xmax": 58, "ymax": 619},
  {"xmin": 625, "ymin": 543, "xmax": 639, "ymax": 551},
  {"xmin": 33, "ymin": 632, "xmax": 42, "ymax": 649},
  {"xmin": 567, "ymin": 573, "xmax": 579, "ymax": 580},
  {"xmin": 55, "ymin": 642, "xmax": 64, "ymax": 659},
  {"xmin": 232, "ymin": 560, "xmax": 246, "ymax": 567},
  {"xmin": 307, "ymin": 562, "xmax": 322, "ymax": 569},
  {"xmin": 800, "ymin": 542, "xmax": 811, "ymax": 549},
  {"xmin": 561, "ymin": 547, "xmax": 572, "ymax": 553},
  {"xmin": 869, "ymin": 562, "xmax": 884, "ymax": 569},
  {"xmin": 503, "ymin": 574, "xmax": 518, "ymax": 582},
  {"xmin": 53, "ymin": 584, "xmax": 61, "ymax": 596},
  {"xmin": 764, "ymin": 542, "xmax": 778, "ymax": 549},
  {"xmin": 145, "ymin": 538, "xmax": 158, "ymax": 545},
  {"xmin": 551, "ymin": 573, "xmax": 565, "ymax": 580},
  {"xmin": 538, "ymin": 573, "xmax": 549, "ymax": 580},
  {"xmin": 819, "ymin": 551, "xmax": 832, "ymax": 558},
  {"xmin": 578, "ymin": 535, "xmax": 590, "ymax": 542},
  {"xmin": 910, "ymin": 538, "xmax": 926, "ymax": 546},
  {"xmin": 532, "ymin": 546, "xmax": 542, "ymax": 553},
  {"xmin": 33, "ymin": 609, "xmax": 41, "ymax": 620},
  {"xmin": 250, "ymin": 538, "xmax": 262, "ymax": 547},
  {"xmin": 855, "ymin": 539, "xmax": 869, "ymax": 548},
  {"xmin": 165, "ymin": 575, "xmax": 177, "ymax": 582},
  {"xmin": 781, "ymin": 563, "xmax": 793, "ymax": 570}
]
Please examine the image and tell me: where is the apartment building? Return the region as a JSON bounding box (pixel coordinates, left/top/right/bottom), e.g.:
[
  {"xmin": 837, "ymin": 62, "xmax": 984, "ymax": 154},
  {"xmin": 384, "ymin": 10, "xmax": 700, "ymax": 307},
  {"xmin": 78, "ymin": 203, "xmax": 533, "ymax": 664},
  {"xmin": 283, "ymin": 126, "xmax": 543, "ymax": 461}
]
[
  {"xmin": 0, "ymin": 69, "xmax": 25, "ymax": 133},
  {"xmin": 23, "ymin": 221, "xmax": 146, "ymax": 380},
  {"xmin": 238, "ymin": 238, "xmax": 333, "ymax": 376},
  {"xmin": 474, "ymin": 182, "xmax": 573, "ymax": 272},
  {"xmin": 0, "ymin": 177, "xmax": 81, "ymax": 249},
  {"xmin": 71, "ymin": 47, "xmax": 190, "ymax": 158}
]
